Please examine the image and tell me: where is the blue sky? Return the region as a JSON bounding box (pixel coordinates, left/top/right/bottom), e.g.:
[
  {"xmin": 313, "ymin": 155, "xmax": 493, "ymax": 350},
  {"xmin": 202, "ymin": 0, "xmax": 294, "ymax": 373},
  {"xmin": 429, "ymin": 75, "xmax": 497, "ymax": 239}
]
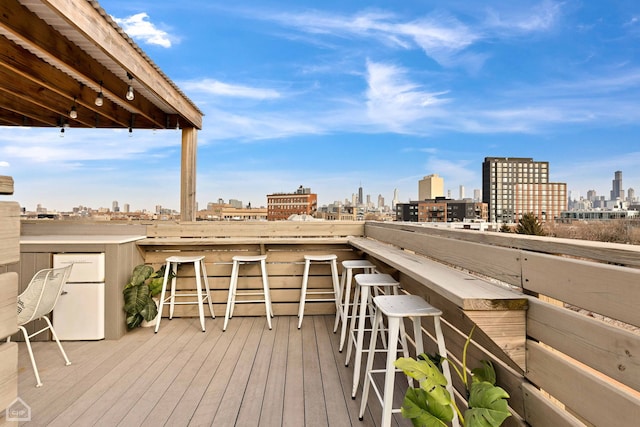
[{"xmin": 2, "ymin": 0, "xmax": 640, "ymax": 211}]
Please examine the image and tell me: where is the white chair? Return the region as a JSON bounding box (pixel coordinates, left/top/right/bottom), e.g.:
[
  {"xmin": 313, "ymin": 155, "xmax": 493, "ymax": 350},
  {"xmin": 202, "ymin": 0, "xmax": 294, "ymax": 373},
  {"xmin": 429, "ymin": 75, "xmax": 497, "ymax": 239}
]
[
  {"xmin": 224, "ymin": 255, "xmax": 273, "ymax": 331},
  {"xmin": 359, "ymin": 295, "xmax": 458, "ymax": 427},
  {"xmin": 297, "ymin": 254, "xmax": 340, "ymax": 329},
  {"xmin": 334, "ymin": 259, "xmax": 376, "ymax": 352},
  {"xmin": 9, "ymin": 265, "xmax": 73, "ymax": 387},
  {"xmin": 155, "ymin": 255, "xmax": 214, "ymax": 333}
]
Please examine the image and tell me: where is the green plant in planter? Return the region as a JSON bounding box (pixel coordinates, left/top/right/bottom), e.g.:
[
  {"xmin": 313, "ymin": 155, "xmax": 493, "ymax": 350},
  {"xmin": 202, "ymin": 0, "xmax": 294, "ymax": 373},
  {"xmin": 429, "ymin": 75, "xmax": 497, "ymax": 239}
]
[
  {"xmin": 394, "ymin": 327, "xmax": 511, "ymax": 427},
  {"xmin": 123, "ymin": 264, "xmax": 172, "ymax": 329}
]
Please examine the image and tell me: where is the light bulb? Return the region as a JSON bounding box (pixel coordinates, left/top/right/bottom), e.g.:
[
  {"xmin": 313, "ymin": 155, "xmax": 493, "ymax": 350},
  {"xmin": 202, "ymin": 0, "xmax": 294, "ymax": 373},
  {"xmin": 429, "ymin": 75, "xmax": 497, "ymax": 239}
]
[
  {"xmin": 126, "ymin": 85, "xmax": 134, "ymax": 101},
  {"xmin": 95, "ymin": 92, "xmax": 104, "ymax": 107},
  {"xmin": 69, "ymin": 105, "xmax": 77, "ymax": 119}
]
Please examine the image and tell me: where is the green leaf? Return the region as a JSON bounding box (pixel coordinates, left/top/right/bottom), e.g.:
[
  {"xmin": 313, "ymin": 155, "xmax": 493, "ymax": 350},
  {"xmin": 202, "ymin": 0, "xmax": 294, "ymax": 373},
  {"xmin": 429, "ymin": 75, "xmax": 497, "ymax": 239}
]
[
  {"xmin": 466, "ymin": 381, "xmax": 511, "ymax": 427},
  {"xmin": 395, "ymin": 356, "xmax": 451, "ymax": 406},
  {"xmin": 126, "ymin": 313, "xmax": 143, "ymax": 329},
  {"xmin": 472, "ymin": 360, "xmax": 497, "ymax": 385},
  {"xmin": 148, "ymin": 277, "xmax": 164, "ymax": 297},
  {"xmin": 140, "ymin": 297, "xmax": 158, "ymax": 321},
  {"xmin": 125, "ymin": 264, "xmax": 154, "ymax": 288},
  {"xmin": 123, "ymin": 283, "xmax": 151, "ymax": 315},
  {"xmin": 401, "ymin": 388, "xmax": 453, "ymax": 427}
]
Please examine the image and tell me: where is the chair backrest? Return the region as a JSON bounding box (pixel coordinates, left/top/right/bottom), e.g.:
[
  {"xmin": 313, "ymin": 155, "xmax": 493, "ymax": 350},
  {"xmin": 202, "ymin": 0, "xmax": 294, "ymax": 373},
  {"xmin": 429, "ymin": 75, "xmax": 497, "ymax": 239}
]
[{"xmin": 17, "ymin": 265, "xmax": 73, "ymax": 326}]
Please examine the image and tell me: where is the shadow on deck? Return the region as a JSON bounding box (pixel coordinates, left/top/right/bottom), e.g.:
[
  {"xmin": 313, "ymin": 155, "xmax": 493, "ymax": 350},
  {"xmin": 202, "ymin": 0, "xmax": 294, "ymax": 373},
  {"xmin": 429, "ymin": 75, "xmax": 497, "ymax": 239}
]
[{"xmin": 16, "ymin": 315, "xmax": 412, "ymax": 427}]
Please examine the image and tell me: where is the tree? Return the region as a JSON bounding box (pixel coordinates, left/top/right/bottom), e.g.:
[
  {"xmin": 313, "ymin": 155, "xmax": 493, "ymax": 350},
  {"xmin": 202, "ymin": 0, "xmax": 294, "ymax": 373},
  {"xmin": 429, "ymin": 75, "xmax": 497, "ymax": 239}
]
[{"xmin": 516, "ymin": 212, "xmax": 545, "ymax": 236}]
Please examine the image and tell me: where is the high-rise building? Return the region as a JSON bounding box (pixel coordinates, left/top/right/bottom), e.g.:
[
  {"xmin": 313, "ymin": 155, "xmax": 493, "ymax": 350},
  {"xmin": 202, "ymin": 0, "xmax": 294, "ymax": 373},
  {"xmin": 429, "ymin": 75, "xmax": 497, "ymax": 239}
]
[
  {"xmin": 611, "ymin": 171, "xmax": 624, "ymax": 201},
  {"xmin": 112, "ymin": 200, "xmax": 119, "ymax": 212},
  {"xmin": 628, "ymin": 188, "xmax": 636, "ymax": 203},
  {"xmin": 358, "ymin": 185, "xmax": 363, "ymax": 205},
  {"xmin": 392, "ymin": 188, "xmax": 399, "ymax": 209},
  {"xmin": 482, "ymin": 157, "xmax": 567, "ymax": 223},
  {"xmin": 418, "ymin": 174, "xmax": 444, "ymax": 200},
  {"xmin": 267, "ymin": 185, "xmax": 317, "ymax": 221}
]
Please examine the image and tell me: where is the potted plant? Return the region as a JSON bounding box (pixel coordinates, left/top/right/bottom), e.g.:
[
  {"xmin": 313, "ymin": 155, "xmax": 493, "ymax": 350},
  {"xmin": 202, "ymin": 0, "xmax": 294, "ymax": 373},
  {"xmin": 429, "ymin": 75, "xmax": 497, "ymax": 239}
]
[
  {"xmin": 123, "ymin": 264, "xmax": 172, "ymax": 329},
  {"xmin": 394, "ymin": 327, "xmax": 511, "ymax": 427}
]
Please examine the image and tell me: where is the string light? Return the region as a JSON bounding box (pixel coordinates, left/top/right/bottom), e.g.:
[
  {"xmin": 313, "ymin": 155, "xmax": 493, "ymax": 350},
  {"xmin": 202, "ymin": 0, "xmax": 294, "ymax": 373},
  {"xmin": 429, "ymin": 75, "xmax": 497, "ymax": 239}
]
[
  {"xmin": 69, "ymin": 97, "xmax": 77, "ymax": 119},
  {"xmin": 95, "ymin": 81, "xmax": 104, "ymax": 107},
  {"xmin": 126, "ymin": 72, "xmax": 135, "ymax": 101}
]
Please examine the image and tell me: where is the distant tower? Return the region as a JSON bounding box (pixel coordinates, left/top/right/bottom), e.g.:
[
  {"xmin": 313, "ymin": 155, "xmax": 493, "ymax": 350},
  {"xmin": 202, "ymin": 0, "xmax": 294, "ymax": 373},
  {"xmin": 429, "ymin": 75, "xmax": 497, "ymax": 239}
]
[
  {"xmin": 473, "ymin": 189, "xmax": 481, "ymax": 202},
  {"xmin": 377, "ymin": 194, "xmax": 384, "ymax": 208},
  {"xmin": 392, "ymin": 188, "xmax": 399, "ymax": 209},
  {"xmin": 611, "ymin": 171, "xmax": 623, "ymax": 200},
  {"xmin": 358, "ymin": 184, "xmax": 363, "ymax": 205},
  {"xmin": 112, "ymin": 200, "xmax": 119, "ymax": 212},
  {"xmin": 628, "ymin": 188, "xmax": 635, "ymax": 202},
  {"xmin": 587, "ymin": 190, "xmax": 597, "ymax": 202},
  {"xmin": 418, "ymin": 174, "xmax": 444, "ymax": 200},
  {"xmin": 459, "ymin": 185, "xmax": 465, "ymax": 200}
]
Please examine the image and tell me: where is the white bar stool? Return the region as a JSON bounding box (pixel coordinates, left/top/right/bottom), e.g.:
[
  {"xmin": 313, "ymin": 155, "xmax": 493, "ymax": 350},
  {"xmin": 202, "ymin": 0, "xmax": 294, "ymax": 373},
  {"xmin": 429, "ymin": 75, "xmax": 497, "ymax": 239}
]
[
  {"xmin": 224, "ymin": 254, "xmax": 273, "ymax": 331},
  {"xmin": 346, "ymin": 273, "xmax": 404, "ymax": 399},
  {"xmin": 358, "ymin": 294, "xmax": 459, "ymax": 427},
  {"xmin": 155, "ymin": 255, "xmax": 214, "ymax": 333},
  {"xmin": 334, "ymin": 260, "xmax": 376, "ymax": 352},
  {"xmin": 297, "ymin": 254, "xmax": 340, "ymax": 329}
]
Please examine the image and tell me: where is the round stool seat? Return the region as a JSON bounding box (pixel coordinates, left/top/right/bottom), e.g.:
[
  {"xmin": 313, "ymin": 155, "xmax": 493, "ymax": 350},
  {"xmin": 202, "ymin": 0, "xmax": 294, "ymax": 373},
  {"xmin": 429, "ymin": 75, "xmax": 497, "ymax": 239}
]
[
  {"xmin": 232, "ymin": 254, "xmax": 267, "ymax": 262},
  {"xmin": 374, "ymin": 294, "xmax": 442, "ymax": 318},
  {"xmin": 165, "ymin": 255, "xmax": 205, "ymax": 263},
  {"xmin": 342, "ymin": 259, "xmax": 375, "ymax": 269},
  {"xmin": 304, "ymin": 254, "xmax": 337, "ymax": 261}
]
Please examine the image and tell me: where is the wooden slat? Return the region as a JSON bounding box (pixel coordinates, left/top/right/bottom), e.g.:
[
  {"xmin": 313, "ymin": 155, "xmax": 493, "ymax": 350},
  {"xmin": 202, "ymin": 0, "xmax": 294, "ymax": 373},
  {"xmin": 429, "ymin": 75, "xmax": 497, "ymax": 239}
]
[
  {"xmin": 522, "ymin": 252, "xmax": 640, "ymax": 327},
  {"xmin": 521, "ymin": 383, "xmax": 585, "ymax": 427},
  {"xmin": 0, "ymin": 202, "xmax": 20, "ymax": 266},
  {"xmin": 366, "ymin": 221, "xmax": 640, "ymax": 268},
  {"xmin": 526, "ymin": 340, "xmax": 640, "ymax": 427},
  {"xmin": 0, "ymin": 272, "xmax": 18, "ymax": 340},
  {"xmin": 0, "ymin": 342, "xmax": 17, "ymax": 413},
  {"xmin": 364, "ymin": 224, "xmax": 523, "ymax": 286},
  {"xmin": 527, "ymin": 298, "xmax": 640, "ymax": 392},
  {"xmin": 144, "ymin": 221, "xmax": 364, "ymax": 238},
  {"xmin": 0, "ymin": 175, "xmax": 13, "ymax": 195}
]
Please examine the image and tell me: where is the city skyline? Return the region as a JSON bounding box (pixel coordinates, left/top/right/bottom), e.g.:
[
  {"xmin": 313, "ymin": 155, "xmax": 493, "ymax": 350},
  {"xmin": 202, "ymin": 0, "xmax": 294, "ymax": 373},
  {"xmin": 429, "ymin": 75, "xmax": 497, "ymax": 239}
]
[{"xmin": 2, "ymin": 1, "xmax": 640, "ymax": 212}]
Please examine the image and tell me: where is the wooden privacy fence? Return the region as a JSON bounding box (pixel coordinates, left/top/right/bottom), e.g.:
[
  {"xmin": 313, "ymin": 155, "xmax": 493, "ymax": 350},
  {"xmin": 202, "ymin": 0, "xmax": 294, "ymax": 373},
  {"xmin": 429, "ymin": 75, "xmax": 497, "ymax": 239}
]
[
  {"xmin": 138, "ymin": 221, "xmax": 365, "ymax": 318},
  {"xmin": 363, "ymin": 221, "xmax": 640, "ymax": 427}
]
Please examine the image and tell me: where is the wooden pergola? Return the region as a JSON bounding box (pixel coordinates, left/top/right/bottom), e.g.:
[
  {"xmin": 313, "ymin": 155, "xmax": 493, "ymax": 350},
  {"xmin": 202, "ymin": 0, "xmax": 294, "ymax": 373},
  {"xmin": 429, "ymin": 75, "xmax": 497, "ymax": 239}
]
[{"xmin": 0, "ymin": 0, "xmax": 204, "ymax": 220}]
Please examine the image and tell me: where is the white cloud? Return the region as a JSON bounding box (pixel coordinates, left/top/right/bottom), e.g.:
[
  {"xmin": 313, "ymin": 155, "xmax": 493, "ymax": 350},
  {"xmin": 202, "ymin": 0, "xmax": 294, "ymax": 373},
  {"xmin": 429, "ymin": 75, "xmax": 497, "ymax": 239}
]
[
  {"xmin": 181, "ymin": 79, "xmax": 281, "ymax": 100},
  {"xmin": 365, "ymin": 60, "xmax": 449, "ymax": 132},
  {"xmin": 114, "ymin": 13, "xmax": 174, "ymax": 48},
  {"xmin": 485, "ymin": 0, "xmax": 562, "ymax": 33},
  {"xmin": 0, "ymin": 161, "xmax": 9, "ymax": 167}
]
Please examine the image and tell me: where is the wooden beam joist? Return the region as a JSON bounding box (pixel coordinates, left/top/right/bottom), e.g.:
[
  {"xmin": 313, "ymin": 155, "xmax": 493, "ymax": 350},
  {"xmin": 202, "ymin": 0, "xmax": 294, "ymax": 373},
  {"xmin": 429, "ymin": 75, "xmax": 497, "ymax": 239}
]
[{"xmin": 0, "ymin": 0, "xmax": 170, "ymax": 129}]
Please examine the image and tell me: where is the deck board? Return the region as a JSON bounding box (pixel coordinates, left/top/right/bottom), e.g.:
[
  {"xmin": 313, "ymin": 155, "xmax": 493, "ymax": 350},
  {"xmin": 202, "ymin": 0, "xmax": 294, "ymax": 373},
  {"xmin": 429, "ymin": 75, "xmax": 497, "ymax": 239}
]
[{"xmin": 15, "ymin": 315, "xmax": 415, "ymax": 427}]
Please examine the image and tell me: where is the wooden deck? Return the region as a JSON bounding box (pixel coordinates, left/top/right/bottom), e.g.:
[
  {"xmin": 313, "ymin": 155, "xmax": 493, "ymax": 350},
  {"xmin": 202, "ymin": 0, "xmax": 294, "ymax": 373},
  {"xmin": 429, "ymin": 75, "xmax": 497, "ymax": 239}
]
[{"xmin": 15, "ymin": 315, "xmax": 412, "ymax": 427}]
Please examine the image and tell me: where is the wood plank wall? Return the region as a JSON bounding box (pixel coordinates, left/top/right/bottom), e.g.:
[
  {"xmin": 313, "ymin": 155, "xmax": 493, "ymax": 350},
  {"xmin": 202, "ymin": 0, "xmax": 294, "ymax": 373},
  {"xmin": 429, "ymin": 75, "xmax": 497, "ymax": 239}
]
[
  {"xmin": 364, "ymin": 221, "xmax": 640, "ymax": 427},
  {"xmin": 0, "ymin": 175, "xmax": 19, "ymax": 414},
  {"xmin": 140, "ymin": 222, "xmax": 365, "ymax": 318}
]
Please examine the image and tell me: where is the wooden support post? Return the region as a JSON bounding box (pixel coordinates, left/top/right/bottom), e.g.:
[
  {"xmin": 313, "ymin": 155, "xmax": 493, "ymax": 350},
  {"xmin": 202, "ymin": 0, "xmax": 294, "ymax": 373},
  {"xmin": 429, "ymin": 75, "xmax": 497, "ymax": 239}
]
[{"xmin": 181, "ymin": 127, "xmax": 197, "ymax": 222}]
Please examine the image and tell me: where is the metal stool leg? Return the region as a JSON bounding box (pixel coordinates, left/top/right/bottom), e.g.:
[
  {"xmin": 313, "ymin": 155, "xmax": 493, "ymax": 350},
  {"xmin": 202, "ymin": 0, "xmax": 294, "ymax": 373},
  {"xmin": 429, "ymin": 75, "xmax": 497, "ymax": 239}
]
[
  {"xmin": 297, "ymin": 259, "xmax": 311, "ymax": 328},
  {"xmin": 224, "ymin": 259, "xmax": 240, "ymax": 331},
  {"xmin": 261, "ymin": 258, "xmax": 273, "ymax": 329},
  {"xmin": 154, "ymin": 260, "xmax": 172, "ymax": 333}
]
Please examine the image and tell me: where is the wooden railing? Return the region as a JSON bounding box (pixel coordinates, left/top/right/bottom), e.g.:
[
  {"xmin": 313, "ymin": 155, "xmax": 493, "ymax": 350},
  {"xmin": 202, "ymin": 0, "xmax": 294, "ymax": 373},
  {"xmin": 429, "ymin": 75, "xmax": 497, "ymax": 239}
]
[
  {"xmin": 16, "ymin": 219, "xmax": 640, "ymax": 426},
  {"xmin": 362, "ymin": 221, "xmax": 640, "ymax": 427}
]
